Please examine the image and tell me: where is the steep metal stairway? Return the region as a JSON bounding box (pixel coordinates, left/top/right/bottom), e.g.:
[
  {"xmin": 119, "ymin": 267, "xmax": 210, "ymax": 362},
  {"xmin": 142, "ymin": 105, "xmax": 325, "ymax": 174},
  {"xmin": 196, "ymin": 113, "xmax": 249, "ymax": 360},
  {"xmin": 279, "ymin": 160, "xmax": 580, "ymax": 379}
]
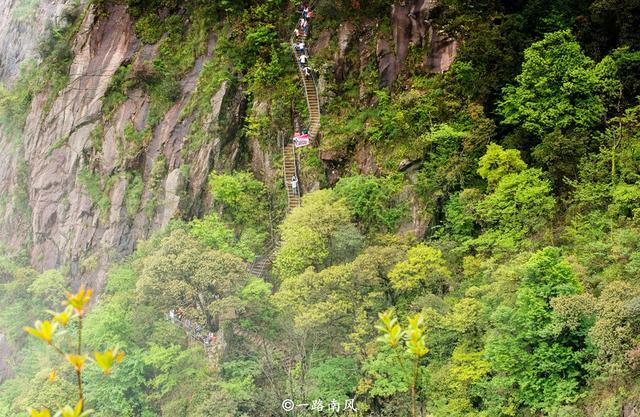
[
  {"xmin": 248, "ymin": 238, "xmax": 280, "ymax": 278},
  {"xmin": 282, "ymin": 7, "xmax": 321, "ymax": 211},
  {"xmin": 165, "ymin": 313, "xmax": 223, "ymax": 360},
  {"xmin": 168, "ymin": 6, "xmax": 324, "ymax": 368},
  {"xmin": 231, "ymin": 322, "xmax": 294, "ymax": 370},
  {"xmin": 283, "ymin": 143, "xmax": 301, "ymax": 209},
  {"xmin": 292, "ymin": 31, "xmax": 321, "ymax": 141}
]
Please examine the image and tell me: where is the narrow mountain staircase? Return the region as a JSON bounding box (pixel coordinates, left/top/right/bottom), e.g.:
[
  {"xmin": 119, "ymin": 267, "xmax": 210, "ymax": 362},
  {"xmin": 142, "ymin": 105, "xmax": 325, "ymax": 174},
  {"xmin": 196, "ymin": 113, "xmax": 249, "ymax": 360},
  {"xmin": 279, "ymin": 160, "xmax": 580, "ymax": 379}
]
[
  {"xmin": 248, "ymin": 238, "xmax": 280, "ymax": 278},
  {"xmin": 282, "ymin": 8, "xmax": 321, "ymax": 211},
  {"xmin": 230, "ymin": 322, "xmax": 294, "ymax": 370},
  {"xmin": 292, "ymin": 32, "xmax": 321, "ymax": 142},
  {"xmin": 168, "ymin": 6, "xmax": 324, "ymax": 368},
  {"xmin": 283, "ymin": 143, "xmax": 301, "ymax": 210}
]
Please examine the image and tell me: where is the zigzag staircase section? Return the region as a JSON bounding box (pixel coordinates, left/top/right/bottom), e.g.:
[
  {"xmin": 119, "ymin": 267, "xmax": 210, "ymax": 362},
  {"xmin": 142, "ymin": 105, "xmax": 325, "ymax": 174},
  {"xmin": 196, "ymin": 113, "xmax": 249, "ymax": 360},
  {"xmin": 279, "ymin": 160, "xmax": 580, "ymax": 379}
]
[
  {"xmin": 292, "ymin": 32, "xmax": 321, "ymax": 141},
  {"xmin": 230, "ymin": 323, "xmax": 294, "ymax": 370}
]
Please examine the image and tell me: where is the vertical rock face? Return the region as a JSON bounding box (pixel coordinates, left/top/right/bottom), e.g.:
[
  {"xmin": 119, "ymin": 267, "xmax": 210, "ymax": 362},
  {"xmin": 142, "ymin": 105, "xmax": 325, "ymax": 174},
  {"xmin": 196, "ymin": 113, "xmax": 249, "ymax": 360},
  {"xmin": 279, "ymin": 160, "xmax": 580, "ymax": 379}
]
[
  {"xmin": 0, "ymin": 0, "xmax": 75, "ymax": 85},
  {"xmin": 0, "ymin": 4, "xmax": 247, "ymax": 288},
  {"xmin": 385, "ymin": 0, "xmax": 457, "ymax": 83},
  {"xmin": 425, "ymin": 26, "xmax": 458, "ymax": 73}
]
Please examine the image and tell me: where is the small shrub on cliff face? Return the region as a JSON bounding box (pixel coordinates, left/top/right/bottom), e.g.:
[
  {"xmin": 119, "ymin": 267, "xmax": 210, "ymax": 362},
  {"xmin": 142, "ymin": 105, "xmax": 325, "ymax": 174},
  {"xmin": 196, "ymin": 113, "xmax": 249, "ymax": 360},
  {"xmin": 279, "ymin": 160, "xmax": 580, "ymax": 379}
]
[
  {"xmin": 134, "ymin": 14, "xmax": 163, "ymax": 44},
  {"xmin": 101, "ymin": 65, "xmax": 133, "ymax": 119},
  {"xmin": 77, "ymin": 167, "xmax": 113, "ymax": 219},
  {"xmin": 124, "ymin": 172, "xmax": 144, "ymax": 216},
  {"xmin": 143, "ymin": 156, "xmax": 167, "ymax": 219},
  {"xmin": 0, "ymin": 61, "xmax": 38, "ymax": 136}
]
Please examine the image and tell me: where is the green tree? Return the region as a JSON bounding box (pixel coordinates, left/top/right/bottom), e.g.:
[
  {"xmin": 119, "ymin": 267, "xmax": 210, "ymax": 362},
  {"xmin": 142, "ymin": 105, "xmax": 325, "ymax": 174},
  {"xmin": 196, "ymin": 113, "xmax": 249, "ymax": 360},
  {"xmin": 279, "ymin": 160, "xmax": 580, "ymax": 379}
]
[
  {"xmin": 474, "ymin": 149, "xmax": 556, "ymax": 253},
  {"xmin": 477, "ymin": 143, "xmax": 527, "ymax": 189},
  {"xmin": 272, "ymin": 190, "xmax": 363, "ymax": 280},
  {"xmin": 499, "ymin": 30, "xmax": 618, "ymax": 136},
  {"xmin": 334, "ymin": 174, "xmax": 407, "ymax": 234},
  {"xmin": 498, "ymin": 30, "xmax": 621, "ymax": 182},
  {"xmin": 485, "ymin": 247, "xmax": 591, "ymax": 413},
  {"xmin": 190, "ymin": 213, "xmax": 266, "ymax": 262},
  {"xmin": 389, "ymin": 244, "xmax": 452, "ymax": 296},
  {"xmin": 208, "ymin": 171, "xmax": 269, "ymax": 231},
  {"xmin": 273, "ymin": 244, "xmax": 405, "ymax": 345},
  {"xmin": 136, "ymin": 228, "xmax": 249, "ymax": 331},
  {"xmin": 27, "ymin": 271, "xmax": 67, "ymax": 310},
  {"xmin": 588, "ymin": 281, "xmax": 640, "ymax": 379}
]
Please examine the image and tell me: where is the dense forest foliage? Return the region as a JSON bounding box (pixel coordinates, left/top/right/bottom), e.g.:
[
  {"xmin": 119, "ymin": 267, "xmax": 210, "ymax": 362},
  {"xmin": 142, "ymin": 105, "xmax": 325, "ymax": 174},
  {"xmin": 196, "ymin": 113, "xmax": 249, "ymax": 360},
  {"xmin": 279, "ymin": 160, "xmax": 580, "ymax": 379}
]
[{"xmin": 1, "ymin": 0, "xmax": 640, "ymax": 416}]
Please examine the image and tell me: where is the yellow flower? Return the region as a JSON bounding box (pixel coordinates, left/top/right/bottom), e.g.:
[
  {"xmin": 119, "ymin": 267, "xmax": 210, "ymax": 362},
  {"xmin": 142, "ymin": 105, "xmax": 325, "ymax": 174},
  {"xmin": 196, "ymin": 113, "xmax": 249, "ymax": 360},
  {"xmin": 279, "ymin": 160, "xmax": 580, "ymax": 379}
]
[
  {"xmin": 65, "ymin": 354, "xmax": 88, "ymax": 372},
  {"xmin": 64, "ymin": 285, "xmax": 93, "ymax": 316},
  {"xmin": 48, "ymin": 369, "xmax": 57, "ymax": 382},
  {"xmin": 50, "ymin": 306, "xmax": 74, "ymax": 327},
  {"xmin": 58, "ymin": 400, "xmax": 90, "ymax": 417},
  {"xmin": 93, "ymin": 348, "xmax": 125, "ymax": 375},
  {"xmin": 27, "ymin": 408, "xmax": 51, "ymax": 417},
  {"xmin": 23, "ymin": 320, "xmax": 57, "ymax": 344}
]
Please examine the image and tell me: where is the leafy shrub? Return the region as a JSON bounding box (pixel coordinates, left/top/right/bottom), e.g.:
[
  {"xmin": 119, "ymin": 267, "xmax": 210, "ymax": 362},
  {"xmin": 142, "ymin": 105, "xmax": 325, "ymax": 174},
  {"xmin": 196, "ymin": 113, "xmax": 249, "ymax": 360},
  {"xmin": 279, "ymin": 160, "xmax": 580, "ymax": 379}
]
[{"xmin": 334, "ymin": 174, "xmax": 407, "ymax": 233}]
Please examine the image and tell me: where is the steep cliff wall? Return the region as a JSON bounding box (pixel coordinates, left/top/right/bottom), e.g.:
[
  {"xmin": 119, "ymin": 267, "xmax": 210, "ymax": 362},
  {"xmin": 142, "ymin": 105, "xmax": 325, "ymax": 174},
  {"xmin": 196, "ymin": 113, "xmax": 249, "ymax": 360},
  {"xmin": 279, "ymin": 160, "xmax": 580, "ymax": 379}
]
[{"xmin": 0, "ymin": 4, "xmax": 249, "ymax": 289}]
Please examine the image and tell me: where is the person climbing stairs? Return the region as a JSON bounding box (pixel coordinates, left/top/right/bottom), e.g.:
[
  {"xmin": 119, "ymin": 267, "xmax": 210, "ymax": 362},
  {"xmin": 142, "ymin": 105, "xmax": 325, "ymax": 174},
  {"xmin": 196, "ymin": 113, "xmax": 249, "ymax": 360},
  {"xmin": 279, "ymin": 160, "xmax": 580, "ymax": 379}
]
[{"xmin": 284, "ymin": 143, "xmax": 301, "ymax": 209}]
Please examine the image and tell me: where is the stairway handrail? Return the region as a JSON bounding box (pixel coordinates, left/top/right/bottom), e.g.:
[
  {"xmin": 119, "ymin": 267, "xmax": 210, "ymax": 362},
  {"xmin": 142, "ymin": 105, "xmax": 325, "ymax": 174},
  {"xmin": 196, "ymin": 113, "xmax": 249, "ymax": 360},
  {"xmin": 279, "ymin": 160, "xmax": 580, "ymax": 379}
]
[
  {"xmin": 292, "ymin": 144, "xmax": 301, "ymax": 201},
  {"xmin": 302, "ymin": 0, "xmax": 322, "ymax": 115},
  {"xmin": 248, "ymin": 237, "xmax": 280, "ymax": 276}
]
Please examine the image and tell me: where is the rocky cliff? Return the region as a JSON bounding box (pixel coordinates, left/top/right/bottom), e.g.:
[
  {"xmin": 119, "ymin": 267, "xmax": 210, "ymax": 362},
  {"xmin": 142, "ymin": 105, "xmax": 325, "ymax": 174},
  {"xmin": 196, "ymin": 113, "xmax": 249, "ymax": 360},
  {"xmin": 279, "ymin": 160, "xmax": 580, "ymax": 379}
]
[
  {"xmin": 0, "ymin": 3, "xmax": 249, "ymax": 290},
  {"xmin": 0, "ymin": 0, "xmax": 457, "ymax": 288}
]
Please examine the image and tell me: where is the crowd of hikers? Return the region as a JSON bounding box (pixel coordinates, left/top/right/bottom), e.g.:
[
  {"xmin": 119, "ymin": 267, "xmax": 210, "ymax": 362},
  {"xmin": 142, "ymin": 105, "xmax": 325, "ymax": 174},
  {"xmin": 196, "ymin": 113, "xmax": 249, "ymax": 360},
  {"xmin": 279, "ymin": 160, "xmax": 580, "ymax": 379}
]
[
  {"xmin": 294, "ymin": 3, "xmax": 314, "ymax": 78},
  {"xmin": 168, "ymin": 308, "xmax": 219, "ymax": 350}
]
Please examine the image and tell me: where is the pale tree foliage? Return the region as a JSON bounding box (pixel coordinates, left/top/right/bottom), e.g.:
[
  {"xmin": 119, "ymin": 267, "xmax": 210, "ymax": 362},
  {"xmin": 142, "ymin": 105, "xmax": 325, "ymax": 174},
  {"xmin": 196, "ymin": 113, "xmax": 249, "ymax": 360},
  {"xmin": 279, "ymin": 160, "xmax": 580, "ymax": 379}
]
[
  {"xmin": 471, "ymin": 144, "xmax": 556, "ymax": 253},
  {"xmin": 271, "ymin": 244, "xmax": 406, "ymax": 406},
  {"xmin": 477, "ymin": 143, "xmax": 527, "ymax": 189},
  {"xmin": 273, "ymin": 190, "xmax": 363, "ymax": 280},
  {"xmin": 389, "ymin": 244, "xmax": 452, "ymax": 295},
  {"xmin": 136, "ymin": 228, "xmax": 249, "ymax": 331}
]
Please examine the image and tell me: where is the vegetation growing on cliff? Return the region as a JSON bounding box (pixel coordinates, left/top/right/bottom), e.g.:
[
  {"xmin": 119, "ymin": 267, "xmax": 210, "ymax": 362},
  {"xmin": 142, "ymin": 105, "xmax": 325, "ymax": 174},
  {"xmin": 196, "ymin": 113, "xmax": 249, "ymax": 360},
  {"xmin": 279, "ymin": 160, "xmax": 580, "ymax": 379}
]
[{"xmin": 1, "ymin": 0, "xmax": 640, "ymax": 416}]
